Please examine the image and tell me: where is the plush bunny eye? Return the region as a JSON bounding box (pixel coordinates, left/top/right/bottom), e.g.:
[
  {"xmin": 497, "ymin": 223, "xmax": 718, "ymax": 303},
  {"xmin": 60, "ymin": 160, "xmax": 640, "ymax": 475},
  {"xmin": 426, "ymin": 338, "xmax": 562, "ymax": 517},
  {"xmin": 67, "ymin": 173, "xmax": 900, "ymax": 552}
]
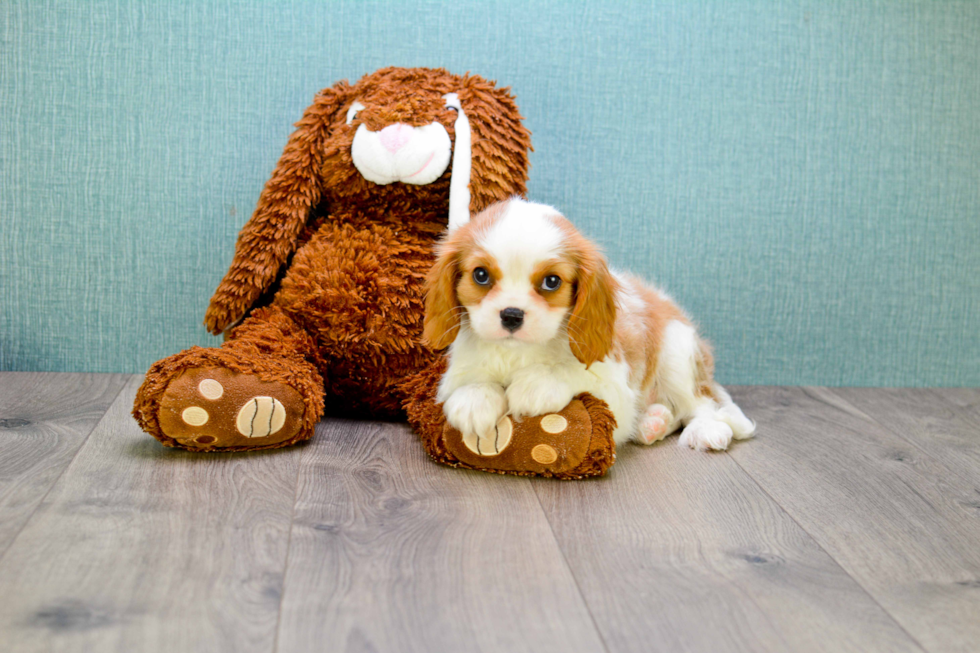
[
  {"xmin": 346, "ymin": 101, "xmax": 365, "ymax": 125},
  {"xmin": 472, "ymin": 267, "xmax": 491, "ymax": 285},
  {"xmin": 542, "ymin": 275, "xmax": 562, "ymax": 291}
]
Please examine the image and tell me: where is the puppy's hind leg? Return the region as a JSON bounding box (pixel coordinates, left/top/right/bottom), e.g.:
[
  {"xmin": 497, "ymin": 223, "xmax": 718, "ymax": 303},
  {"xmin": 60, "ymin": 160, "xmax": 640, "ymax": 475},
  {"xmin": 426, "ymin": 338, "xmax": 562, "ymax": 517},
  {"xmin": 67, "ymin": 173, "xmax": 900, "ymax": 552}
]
[
  {"xmin": 678, "ymin": 399, "xmax": 736, "ymax": 451},
  {"xmin": 711, "ymin": 382, "xmax": 756, "ymax": 441},
  {"xmin": 654, "ymin": 321, "xmax": 747, "ymax": 451}
]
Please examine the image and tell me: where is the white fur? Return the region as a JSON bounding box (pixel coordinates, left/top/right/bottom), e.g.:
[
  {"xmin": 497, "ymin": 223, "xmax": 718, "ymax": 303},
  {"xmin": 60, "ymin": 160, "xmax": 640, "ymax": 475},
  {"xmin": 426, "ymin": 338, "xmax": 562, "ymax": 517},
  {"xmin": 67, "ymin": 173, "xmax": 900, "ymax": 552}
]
[{"xmin": 437, "ymin": 198, "xmax": 755, "ymax": 451}]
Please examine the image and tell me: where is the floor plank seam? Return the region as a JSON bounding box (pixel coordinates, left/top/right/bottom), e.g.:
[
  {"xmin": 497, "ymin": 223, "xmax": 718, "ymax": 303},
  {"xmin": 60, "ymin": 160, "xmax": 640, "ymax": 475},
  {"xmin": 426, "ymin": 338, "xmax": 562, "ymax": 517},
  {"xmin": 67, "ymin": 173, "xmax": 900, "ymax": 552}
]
[
  {"xmin": 271, "ymin": 438, "xmax": 307, "ymax": 653},
  {"xmin": 530, "ymin": 483, "xmax": 613, "ymax": 653},
  {"xmin": 722, "ymin": 450, "xmax": 930, "ymax": 653},
  {"xmin": 0, "ymin": 373, "xmax": 132, "ymax": 565}
]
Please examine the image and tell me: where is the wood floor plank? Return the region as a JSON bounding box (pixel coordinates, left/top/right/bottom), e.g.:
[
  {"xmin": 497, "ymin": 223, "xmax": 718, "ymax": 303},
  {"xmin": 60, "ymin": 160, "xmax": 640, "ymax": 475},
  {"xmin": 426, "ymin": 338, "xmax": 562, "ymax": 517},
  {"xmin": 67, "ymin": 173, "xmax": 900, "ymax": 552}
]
[
  {"xmin": 728, "ymin": 386, "xmax": 980, "ymax": 653},
  {"xmin": 534, "ymin": 433, "xmax": 924, "ymax": 653},
  {"xmin": 0, "ymin": 376, "xmax": 303, "ymax": 653},
  {"xmin": 831, "ymin": 387, "xmax": 980, "ymax": 489},
  {"xmin": 275, "ymin": 419, "xmax": 607, "ymax": 653},
  {"xmin": 928, "ymin": 388, "xmax": 980, "ymax": 415},
  {"xmin": 0, "ymin": 372, "xmax": 128, "ymax": 557}
]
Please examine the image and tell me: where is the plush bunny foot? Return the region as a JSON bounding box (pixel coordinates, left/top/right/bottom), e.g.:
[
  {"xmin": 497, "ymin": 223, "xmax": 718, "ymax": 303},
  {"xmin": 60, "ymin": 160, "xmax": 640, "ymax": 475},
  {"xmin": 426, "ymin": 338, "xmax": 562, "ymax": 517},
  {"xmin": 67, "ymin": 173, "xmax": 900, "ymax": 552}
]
[
  {"xmin": 403, "ymin": 365, "xmax": 617, "ymax": 479},
  {"xmin": 156, "ymin": 367, "xmax": 307, "ymax": 450},
  {"xmin": 440, "ymin": 394, "xmax": 617, "ymax": 478},
  {"xmin": 134, "ymin": 345, "xmax": 323, "ymax": 452}
]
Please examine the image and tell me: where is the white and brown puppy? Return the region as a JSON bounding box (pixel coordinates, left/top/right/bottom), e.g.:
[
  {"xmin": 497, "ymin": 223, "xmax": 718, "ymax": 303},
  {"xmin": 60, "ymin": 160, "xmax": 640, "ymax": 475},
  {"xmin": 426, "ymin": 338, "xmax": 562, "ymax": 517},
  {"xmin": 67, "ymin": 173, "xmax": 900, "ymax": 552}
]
[{"xmin": 423, "ymin": 197, "xmax": 755, "ymax": 452}]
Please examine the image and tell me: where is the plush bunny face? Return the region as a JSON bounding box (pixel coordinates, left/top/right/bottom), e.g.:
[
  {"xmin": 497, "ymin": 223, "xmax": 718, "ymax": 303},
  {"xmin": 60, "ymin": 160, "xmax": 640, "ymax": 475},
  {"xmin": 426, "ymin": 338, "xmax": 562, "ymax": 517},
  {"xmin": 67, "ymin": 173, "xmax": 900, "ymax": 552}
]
[{"xmin": 315, "ymin": 68, "xmax": 530, "ymax": 224}]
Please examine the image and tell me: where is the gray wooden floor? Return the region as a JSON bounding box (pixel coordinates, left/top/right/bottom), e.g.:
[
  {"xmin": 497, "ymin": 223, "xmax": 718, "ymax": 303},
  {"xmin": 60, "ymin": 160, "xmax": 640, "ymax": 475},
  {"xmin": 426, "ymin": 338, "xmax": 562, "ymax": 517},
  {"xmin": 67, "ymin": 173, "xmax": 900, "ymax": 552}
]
[{"xmin": 0, "ymin": 374, "xmax": 978, "ymax": 653}]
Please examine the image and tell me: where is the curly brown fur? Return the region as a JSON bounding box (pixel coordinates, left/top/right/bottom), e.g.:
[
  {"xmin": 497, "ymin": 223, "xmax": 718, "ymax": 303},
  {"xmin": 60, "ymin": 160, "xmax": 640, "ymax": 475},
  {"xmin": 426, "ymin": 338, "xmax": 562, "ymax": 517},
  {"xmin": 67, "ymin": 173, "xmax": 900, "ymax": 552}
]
[{"xmin": 205, "ymin": 67, "xmax": 531, "ymax": 335}]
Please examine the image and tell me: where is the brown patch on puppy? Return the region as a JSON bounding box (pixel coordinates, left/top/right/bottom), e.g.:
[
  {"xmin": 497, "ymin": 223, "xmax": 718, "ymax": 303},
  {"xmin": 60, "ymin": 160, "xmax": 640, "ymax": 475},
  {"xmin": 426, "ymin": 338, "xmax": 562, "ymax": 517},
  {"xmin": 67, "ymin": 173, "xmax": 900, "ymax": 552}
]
[
  {"xmin": 613, "ymin": 277, "xmax": 689, "ymax": 393},
  {"xmin": 548, "ymin": 216, "xmax": 618, "ymax": 367},
  {"xmin": 423, "ymin": 232, "xmax": 468, "ymax": 351},
  {"xmin": 694, "ymin": 337, "xmax": 717, "ymax": 399},
  {"xmin": 456, "ymin": 253, "xmax": 502, "ymax": 306},
  {"xmin": 530, "ymin": 260, "xmax": 576, "ymax": 310}
]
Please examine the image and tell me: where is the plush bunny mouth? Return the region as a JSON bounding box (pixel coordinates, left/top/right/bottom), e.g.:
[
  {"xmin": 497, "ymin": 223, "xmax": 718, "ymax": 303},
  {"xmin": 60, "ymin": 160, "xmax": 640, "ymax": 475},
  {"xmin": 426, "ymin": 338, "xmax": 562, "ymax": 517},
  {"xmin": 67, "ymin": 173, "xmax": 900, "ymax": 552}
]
[{"xmin": 351, "ymin": 122, "xmax": 452, "ymax": 186}]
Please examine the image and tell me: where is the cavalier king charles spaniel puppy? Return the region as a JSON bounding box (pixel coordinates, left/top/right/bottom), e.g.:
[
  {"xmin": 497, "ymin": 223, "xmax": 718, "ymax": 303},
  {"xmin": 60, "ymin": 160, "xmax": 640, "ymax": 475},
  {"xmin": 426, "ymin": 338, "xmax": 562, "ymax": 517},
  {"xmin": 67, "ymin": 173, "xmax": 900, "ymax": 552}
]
[{"xmin": 423, "ymin": 197, "xmax": 755, "ymax": 452}]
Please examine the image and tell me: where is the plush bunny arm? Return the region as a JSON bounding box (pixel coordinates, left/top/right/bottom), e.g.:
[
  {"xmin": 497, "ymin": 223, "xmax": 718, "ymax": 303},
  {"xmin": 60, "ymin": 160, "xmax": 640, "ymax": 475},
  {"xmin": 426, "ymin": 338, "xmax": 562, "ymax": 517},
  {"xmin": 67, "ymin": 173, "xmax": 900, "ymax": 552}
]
[{"xmin": 204, "ymin": 88, "xmax": 347, "ymax": 334}]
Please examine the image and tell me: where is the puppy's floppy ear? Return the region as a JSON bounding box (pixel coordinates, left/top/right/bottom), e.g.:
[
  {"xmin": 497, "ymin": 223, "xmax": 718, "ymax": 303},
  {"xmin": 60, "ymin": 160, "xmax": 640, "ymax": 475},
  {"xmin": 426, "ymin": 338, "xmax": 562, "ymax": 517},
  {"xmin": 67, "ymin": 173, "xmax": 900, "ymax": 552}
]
[
  {"xmin": 568, "ymin": 241, "xmax": 618, "ymax": 367},
  {"xmin": 423, "ymin": 235, "xmax": 464, "ymax": 350},
  {"xmin": 204, "ymin": 82, "xmax": 354, "ymax": 335}
]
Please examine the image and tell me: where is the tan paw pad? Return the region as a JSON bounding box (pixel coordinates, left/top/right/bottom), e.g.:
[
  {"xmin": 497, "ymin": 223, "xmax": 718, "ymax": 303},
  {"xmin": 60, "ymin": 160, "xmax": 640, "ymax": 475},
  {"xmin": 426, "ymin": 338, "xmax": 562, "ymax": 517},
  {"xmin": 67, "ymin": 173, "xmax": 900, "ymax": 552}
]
[
  {"xmin": 198, "ymin": 379, "xmax": 224, "ymax": 400},
  {"xmin": 531, "ymin": 444, "xmax": 558, "ymax": 464},
  {"xmin": 540, "ymin": 414, "xmax": 568, "ymax": 433},
  {"xmin": 236, "ymin": 397, "xmax": 286, "ymax": 438},
  {"xmin": 181, "ymin": 406, "xmax": 209, "ymax": 426},
  {"xmin": 462, "ymin": 415, "xmax": 514, "ymax": 456}
]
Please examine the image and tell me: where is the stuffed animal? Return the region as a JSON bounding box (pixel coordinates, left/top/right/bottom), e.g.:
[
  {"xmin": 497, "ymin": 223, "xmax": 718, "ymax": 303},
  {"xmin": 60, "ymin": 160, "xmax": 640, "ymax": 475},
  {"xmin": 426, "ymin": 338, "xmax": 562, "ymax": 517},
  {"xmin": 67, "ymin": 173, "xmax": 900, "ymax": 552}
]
[{"xmin": 132, "ymin": 67, "xmax": 616, "ymax": 478}]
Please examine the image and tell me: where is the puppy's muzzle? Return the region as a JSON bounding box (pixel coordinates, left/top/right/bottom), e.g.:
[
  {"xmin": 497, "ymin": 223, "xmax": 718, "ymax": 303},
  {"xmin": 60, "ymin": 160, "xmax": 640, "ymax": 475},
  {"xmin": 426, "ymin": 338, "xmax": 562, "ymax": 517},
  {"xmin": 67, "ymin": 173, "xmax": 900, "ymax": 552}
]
[{"xmin": 500, "ymin": 308, "xmax": 524, "ymax": 332}]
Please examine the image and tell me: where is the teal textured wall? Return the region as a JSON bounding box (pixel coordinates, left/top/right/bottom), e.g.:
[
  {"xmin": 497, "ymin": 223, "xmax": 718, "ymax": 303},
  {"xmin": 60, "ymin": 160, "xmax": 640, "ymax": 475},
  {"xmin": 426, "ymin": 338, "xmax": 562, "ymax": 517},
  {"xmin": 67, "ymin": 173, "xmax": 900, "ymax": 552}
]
[{"xmin": 2, "ymin": 0, "xmax": 978, "ymax": 386}]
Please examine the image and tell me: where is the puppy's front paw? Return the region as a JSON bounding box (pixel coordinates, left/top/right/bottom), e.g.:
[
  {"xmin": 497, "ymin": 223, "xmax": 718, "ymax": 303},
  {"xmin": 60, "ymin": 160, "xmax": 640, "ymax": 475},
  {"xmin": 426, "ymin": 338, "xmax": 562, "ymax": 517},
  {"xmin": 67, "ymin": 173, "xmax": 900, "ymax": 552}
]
[
  {"xmin": 638, "ymin": 404, "xmax": 677, "ymax": 445},
  {"xmin": 443, "ymin": 384, "xmax": 508, "ymax": 453},
  {"xmin": 506, "ymin": 373, "xmax": 575, "ymax": 419},
  {"xmin": 678, "ymin": 417, "xmax": 734, "ymax": 451}
]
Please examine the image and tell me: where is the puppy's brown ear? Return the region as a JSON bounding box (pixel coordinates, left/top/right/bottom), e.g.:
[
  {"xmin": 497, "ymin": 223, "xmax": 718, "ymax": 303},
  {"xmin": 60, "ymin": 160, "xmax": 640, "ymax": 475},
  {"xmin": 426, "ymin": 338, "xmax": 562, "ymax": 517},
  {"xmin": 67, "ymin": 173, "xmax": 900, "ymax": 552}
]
[
  {"xmin": 204, "ymin": 82, "xmax": 354, "ymax": 335},
  {"xmin": 568, "ymin": 242, "xmax": 618, "ymax": 367},
  {"xmin": 423, "ymin": 238, "xmax": 464, "ymax": 350}
]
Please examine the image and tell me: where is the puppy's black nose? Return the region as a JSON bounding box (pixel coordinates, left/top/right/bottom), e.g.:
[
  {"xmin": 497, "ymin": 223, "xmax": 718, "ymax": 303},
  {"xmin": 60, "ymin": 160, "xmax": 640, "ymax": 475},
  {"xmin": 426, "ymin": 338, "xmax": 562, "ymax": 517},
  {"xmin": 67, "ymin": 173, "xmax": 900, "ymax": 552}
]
[{"xmin": 500, "ymin": 307, "xmax": 524, "ymax": 332}]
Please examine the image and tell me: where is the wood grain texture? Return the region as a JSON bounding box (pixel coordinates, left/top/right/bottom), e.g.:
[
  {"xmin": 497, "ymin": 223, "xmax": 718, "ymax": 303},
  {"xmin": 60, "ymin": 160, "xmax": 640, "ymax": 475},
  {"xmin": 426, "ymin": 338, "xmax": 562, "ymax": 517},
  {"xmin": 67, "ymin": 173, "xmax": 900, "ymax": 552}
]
[
  {"xmin": 729, "ymin": 386, "xmax": 980, "ymax": 653},
  {"xmin": 534, "ymin": 434, "xmax": 923, "ymax": 653},
  {"xmin": 275, "ymin": 419, "xmax": 606, "ymax": 653},
  {"xmin": 0, "ymin": 376, "xmax": 303, "ymax": 653},
  {"xmin": 2, "ymin": 377, "xmax": 978, "ymax": 653},
  {"xmin": 0, "ymin": 372, "xmax": 128, "ymax": 558},
  {"xmin": 831, "ymin": 387, "xmax": 980, "ymax": 488}
]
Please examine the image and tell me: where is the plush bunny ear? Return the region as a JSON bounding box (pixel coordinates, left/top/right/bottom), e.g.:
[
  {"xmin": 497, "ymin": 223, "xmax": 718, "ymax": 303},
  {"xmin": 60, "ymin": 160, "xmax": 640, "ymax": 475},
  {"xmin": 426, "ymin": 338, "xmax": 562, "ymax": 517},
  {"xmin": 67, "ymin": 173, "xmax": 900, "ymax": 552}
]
[
  {"xmin": 204, "ymin": 83, "xmax": 352, "ymax": 335},
  {"xmin": 450, "ymin": 76, "xmax": 532, "ymax": 223},
  {"xmin": 443, "ymin": 93, "xmax": 472, "ymax": 233}
]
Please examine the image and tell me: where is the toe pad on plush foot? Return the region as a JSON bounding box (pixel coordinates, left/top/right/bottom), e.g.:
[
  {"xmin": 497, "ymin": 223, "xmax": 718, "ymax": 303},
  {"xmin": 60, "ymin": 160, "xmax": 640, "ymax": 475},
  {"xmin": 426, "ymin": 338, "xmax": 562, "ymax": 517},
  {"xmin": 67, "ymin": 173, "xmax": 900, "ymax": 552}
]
[
  {"xmin": 158, "ymin": 367, "xmax": 306, "ymax": 451},
  {"xmin": 441, "ymin": 395, "xmax": 615, "ymax": 478}
]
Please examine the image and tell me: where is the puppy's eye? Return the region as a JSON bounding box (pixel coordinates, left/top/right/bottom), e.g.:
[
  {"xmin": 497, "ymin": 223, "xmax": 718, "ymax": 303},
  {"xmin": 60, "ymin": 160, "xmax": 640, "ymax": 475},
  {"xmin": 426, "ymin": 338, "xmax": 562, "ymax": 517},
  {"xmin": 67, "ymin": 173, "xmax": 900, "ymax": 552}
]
[
  {"xmin": 542, "ymin": 275, "xmax": 562, "ymax": 291},
  {"xmin": 472, "ymin": 267, "xmax": 491, "ymax": 286}
]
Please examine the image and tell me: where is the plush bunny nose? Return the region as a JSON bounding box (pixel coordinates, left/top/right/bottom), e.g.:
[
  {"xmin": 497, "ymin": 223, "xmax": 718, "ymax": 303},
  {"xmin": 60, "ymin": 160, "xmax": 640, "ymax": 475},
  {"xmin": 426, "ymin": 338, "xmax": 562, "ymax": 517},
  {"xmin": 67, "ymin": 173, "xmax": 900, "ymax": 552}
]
[
  {"xmin": 379, "ymin": 123, "xmax": 412, "ymax": 153},
  {"xmin": 500, "ymin": 308, "xmax": 524, "ymax": 332}
]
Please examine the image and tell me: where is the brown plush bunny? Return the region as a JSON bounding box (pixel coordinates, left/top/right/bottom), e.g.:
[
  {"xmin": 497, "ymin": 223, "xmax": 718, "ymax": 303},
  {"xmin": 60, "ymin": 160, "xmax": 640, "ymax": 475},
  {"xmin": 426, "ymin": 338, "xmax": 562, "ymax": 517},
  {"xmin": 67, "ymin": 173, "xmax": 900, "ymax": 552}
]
[{"xmin": 132, "ymin": 67, "xmax": 615, "ymax": 478}]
